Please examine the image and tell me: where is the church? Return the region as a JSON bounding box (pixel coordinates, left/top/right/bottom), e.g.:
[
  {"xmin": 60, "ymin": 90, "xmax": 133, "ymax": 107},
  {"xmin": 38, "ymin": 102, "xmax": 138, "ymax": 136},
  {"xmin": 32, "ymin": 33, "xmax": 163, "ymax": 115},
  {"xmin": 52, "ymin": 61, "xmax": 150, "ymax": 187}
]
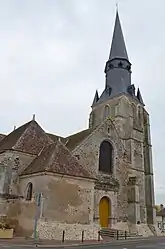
[{"xmin": 0, "ymin": 10, "xmax": 159, "ymax": 240}]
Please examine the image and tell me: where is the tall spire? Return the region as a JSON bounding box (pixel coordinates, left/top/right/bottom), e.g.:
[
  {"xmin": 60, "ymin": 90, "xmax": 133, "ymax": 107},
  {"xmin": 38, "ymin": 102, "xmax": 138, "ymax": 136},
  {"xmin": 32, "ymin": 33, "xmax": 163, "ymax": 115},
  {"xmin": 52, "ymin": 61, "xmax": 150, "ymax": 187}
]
[
  {"xmin": 109, "ymin": 10, "xmax": 128, "ymax": 61},
  {"xmin": 95, "ymin": 10, "xmax": 134, "ymax": 105}
]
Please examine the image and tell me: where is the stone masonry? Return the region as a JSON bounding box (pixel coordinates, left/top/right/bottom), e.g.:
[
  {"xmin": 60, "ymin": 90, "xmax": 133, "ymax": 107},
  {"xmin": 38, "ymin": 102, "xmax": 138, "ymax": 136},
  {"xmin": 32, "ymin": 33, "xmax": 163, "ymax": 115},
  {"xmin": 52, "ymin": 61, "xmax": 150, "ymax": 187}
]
[{"xmin": 0, "ymin": 10, "xmax": 158, "ymax": 240}]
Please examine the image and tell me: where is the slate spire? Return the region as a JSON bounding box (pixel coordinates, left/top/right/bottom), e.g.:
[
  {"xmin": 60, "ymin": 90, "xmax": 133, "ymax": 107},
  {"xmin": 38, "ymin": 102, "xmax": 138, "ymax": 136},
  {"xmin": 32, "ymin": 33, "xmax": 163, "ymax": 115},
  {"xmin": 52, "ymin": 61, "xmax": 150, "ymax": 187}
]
[
  {"xmin": 109, "ymin": 10, "xmax": 129, "ymax": 61},
  {"xmin": 91, "ymin": 10, "xmax": 142, "ymax": 106},
  {"xmin": 97, "ymin": 10, "xmax": 133, "ymax": 104},
  {"xmin": 92, "ymin": 90, "xmax": 99, "ymax": 106},
  {"xmin": 137, "ymin": 88, "xmax": 145, "ymax": 105}
]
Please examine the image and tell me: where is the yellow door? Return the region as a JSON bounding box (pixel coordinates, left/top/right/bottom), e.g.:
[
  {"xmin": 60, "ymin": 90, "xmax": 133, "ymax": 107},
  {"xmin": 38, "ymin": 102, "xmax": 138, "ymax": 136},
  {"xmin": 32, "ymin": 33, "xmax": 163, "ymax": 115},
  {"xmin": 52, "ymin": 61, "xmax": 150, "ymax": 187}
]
[{"xmin": 99, "ymin": 197, "xmax": 110, "ymax": 228}]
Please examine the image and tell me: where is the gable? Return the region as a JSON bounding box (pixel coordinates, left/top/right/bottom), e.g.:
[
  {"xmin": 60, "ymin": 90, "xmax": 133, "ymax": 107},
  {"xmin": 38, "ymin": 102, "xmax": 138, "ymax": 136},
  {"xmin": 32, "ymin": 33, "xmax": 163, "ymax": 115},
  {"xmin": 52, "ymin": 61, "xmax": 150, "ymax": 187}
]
[
  {"xmin": 73, "ymin": 119, "xmax": 125, "ymax": 153},
  {"xmin": 0, "ymin": 120, "xmax": 53, "ymax": 155},
  {"xmin": 66, "ymin": 128, "xmax": 94, "ymax": 151},
  {"xmin": 71, "ymin": 118, "xmax": 126, "ymax": 177}
]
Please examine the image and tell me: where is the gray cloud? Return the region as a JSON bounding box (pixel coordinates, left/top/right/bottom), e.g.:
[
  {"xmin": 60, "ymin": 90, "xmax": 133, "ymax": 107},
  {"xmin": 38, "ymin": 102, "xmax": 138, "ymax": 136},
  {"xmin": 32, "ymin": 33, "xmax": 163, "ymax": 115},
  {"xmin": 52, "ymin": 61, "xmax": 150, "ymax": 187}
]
[{"xmin": 0, "ymin": 0, "xmax": 164, "ymax": 203}]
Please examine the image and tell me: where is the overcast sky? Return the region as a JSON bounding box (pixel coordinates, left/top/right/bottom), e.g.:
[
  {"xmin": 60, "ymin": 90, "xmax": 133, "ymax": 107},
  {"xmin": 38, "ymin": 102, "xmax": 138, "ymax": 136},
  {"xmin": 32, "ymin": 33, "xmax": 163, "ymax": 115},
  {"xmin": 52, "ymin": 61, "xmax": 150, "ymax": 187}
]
[{"xmin": 0, "ymin": 0, "xmax": 164, "ymax": 203}]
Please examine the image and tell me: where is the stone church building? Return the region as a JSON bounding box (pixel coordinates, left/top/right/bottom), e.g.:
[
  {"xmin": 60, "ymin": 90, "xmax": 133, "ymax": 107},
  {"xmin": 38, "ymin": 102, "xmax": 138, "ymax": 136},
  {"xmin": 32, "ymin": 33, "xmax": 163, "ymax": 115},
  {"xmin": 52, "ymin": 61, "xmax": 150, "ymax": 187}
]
[{"xmin": 0, "ymin": 11, "xmax": 158, "ymax": 239}]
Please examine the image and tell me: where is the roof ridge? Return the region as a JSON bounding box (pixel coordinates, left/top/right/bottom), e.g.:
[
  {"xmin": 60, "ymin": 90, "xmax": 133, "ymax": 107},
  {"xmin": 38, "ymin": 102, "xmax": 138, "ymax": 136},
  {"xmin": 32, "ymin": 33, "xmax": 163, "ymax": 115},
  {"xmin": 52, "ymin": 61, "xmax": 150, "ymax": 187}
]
[
  {"xmin": 13, "ymin": 120, "xmax": 36, "ymax": 149},
  {"xmin": 0, "ymin": 120, "xmax": 33, "ymax": 150},
  {"xmin": 71, "ymin": 118, "xmax": 126, "ymax": 154},
  {"xmin": 45, "ymin": 142, "xmax": 57, "ymax": 171},
  {"xmin": 21, "ymin": 139, "xmax": 91, "ymax": 179}
]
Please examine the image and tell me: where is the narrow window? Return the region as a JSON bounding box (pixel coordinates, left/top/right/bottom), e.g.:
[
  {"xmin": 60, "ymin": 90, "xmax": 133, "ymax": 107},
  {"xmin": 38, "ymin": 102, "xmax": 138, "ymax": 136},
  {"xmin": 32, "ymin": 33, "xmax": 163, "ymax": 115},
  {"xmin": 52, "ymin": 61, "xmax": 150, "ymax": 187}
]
[
  {"xmin": 103, "ymin": 105, "xmax": 110, "ymax": 120},
  {"xmin": 99, "ymin": 141, "xmax": 113, "ymax": 174},
  {"xmin": 26, "ymin": 182, "xmax": 33, "ymax": 201}
]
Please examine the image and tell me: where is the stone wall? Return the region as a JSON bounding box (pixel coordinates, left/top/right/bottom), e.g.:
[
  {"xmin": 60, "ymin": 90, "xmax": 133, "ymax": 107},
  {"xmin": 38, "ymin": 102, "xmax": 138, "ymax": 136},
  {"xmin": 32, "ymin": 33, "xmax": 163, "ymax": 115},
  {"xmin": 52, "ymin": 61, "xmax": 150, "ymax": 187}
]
[
  {"xmin": 73, "ymin": 117, "xmax": 131, "ymax": 225},
  {"xmin": 0, "ymin": 150, "xmax": 35, "ymax": 196},
  {"xmin": 0, "ymin": 196, "xmax": 23, "ymax": 235},
  {"xmin": 16, "ymin": 173, "xmax": 95, "ymax": 237},
  {"xmin": 37, "ymin": 221, "xmax": 100, "ymax": 240},
  {"xmin": 73, "ymin": 118, "xmax": 125, "ymax": 178},
  {"xmin": 89, "ymin": 96, "xmax": 120, "ymax": 129},
  {"xmin": 86, "ymin": 93, "xmax": 156, "ymax": 227}
]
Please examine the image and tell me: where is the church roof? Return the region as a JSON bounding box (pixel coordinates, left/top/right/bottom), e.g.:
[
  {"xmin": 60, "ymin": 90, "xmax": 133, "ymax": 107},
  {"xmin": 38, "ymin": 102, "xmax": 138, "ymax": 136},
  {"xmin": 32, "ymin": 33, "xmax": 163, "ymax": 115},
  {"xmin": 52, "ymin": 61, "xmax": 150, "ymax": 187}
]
[
  {"xmin": 46, "ymin": 133, "xmax": 67, "ymax": 144},
  {"xmin": 66, "ymin": 128, "xmax": 94, "ymax": 150},
  {"xmin": 0, "ymin": 118, "xmax": 94, "ymax": 155},
  {"xmin": 109, "ymin": 10, "xmax": 128, "ymax": 60},
  {"xmin": 0, "ymin": 120, "xmax": 53, "ymax": 155},
  {"xmin": 21, "ymin": 140, "xmax": 91, "ymax": 179}
]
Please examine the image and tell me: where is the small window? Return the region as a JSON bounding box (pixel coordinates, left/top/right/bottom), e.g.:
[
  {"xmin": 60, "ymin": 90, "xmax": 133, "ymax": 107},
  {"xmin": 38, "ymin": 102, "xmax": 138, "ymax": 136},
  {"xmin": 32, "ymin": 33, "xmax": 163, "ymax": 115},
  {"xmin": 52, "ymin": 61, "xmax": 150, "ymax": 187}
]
[
  {"xmin": 118, "ymin": 61, "xmax": 123, "ymax": 67},
  {"xmin": 103, "ymin": 105, "xmax": 109, "ymax": 120},
  {"xmin": 137, "ymin": 106, "xmax": 141, "ymax": 119},
  {"xmin": 26, "ymin": 182, "xmax": 33, "ymax": 201},
  {"xmin": 132, "ymin": 104, "xmax": 136, "ymax": 118}
]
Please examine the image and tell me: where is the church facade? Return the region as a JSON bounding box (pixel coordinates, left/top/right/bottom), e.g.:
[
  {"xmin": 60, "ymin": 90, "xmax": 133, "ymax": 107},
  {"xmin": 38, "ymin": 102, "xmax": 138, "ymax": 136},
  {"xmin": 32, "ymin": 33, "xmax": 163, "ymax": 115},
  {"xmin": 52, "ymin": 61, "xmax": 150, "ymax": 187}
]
[{"xmin": 0, "ymin": 11, "xmax": 158, "ymax": 240}]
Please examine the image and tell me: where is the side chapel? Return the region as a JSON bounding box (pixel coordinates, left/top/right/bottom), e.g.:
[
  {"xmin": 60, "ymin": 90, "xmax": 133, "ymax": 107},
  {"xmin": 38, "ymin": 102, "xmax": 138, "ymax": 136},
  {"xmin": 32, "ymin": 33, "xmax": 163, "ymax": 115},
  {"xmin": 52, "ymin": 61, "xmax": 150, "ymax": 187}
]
[{"xmin": 0, "ymin": 10, "xmax": 158, "ymax": 239}]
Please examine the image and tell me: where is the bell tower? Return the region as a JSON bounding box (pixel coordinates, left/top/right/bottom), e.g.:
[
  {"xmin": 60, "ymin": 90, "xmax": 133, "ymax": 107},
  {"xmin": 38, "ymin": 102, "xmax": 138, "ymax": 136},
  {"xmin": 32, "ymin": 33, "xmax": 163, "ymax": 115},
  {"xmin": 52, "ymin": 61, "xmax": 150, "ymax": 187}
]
[
  {"xmin": 88, "ymin": 10, "xmax": 156, "ymax": 230},
  {"xmin": 89, "ymin": 10, "xmax": 144, "ymax": 129}
]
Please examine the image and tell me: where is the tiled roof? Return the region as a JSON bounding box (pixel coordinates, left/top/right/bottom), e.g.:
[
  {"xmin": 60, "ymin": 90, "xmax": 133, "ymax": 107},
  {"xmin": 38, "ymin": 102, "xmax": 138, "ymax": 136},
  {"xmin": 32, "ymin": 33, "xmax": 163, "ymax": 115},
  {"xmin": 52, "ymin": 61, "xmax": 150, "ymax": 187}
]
[
  {"xmin": 0, "ymin": 120, "xmax": 53, "ymax": 155},
  {"xmin": 65, "ymin": 128, "xmax": 93, "ymax": 150},
  {"xmin": 21, "ymin": 141, "xmax": 91, "ymax": 179},
  {"xmin": 0, "ymin": 120, "xmax": 94, "ymax": 155},
  {"xmin": 46, "ymin": 133, "xmax": 67, "ymax": 144}
]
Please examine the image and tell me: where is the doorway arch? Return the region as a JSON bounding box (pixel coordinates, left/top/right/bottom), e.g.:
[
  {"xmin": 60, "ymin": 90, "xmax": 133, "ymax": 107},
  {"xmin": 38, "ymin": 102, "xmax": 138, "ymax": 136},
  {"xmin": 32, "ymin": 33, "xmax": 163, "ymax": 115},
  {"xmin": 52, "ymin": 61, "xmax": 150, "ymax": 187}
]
[{"xmin": 99, "ymin": 196, "xmax": 110, "ymax": 228}]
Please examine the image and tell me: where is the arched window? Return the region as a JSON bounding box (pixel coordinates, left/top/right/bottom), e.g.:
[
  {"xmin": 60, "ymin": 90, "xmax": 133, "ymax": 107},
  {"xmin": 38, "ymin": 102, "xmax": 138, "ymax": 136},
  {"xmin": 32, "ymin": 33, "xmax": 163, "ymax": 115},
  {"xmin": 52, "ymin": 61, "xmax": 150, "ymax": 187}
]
[
  {"xmin": 99, "ymin": 141, "xmax": 113, "ymax": 174},
  {"xmin": 26, "ymin": 182, "xmax": 33, "ymax": 201},
  {"xmin": 103, "ymin": 105, "xmax": 110, "ymax": 120}
]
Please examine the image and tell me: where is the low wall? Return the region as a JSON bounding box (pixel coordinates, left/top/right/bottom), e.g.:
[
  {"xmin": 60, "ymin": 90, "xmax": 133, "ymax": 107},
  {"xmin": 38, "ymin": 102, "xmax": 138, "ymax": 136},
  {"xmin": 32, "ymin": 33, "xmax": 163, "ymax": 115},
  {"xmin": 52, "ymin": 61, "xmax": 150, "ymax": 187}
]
[{"xmin": 37, "ymin": 220, "xmax": 100, "ymax": 240}]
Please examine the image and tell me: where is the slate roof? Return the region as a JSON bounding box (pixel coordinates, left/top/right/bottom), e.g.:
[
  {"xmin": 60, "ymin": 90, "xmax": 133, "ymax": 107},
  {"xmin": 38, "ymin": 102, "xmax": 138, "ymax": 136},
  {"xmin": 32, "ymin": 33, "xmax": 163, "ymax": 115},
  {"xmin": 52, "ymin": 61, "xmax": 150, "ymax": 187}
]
[
  {"xmin": 21, "ymin": 140, "xmax": 91, "ymax": 179},
  {"xmin": 109, "ymin": 10, "xmax": 128, "ymax": 60},
  {"xmin": 65, "ymin": 128, "xmax": 93, "ymax": 150},
  {"xmin": 0, "ymin": 120, "xmax": 53, "ymax": 155}
]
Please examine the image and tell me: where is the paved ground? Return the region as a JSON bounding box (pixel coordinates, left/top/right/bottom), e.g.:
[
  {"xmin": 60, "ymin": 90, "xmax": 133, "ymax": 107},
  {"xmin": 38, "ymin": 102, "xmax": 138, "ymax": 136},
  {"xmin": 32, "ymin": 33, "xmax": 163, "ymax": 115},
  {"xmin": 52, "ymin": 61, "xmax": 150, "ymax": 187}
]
[{"xmin": 1, "ymin": 237, "xmax": 165, "ymax": 249}]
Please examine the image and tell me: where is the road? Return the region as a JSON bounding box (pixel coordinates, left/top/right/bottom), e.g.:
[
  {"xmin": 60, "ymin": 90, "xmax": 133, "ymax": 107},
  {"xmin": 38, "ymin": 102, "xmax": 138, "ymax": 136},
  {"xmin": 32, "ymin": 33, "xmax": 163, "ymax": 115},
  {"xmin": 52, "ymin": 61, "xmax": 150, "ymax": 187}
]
[{"xmin": 1, "ymin": 237, "xmax": 165, "ymax": 249}]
